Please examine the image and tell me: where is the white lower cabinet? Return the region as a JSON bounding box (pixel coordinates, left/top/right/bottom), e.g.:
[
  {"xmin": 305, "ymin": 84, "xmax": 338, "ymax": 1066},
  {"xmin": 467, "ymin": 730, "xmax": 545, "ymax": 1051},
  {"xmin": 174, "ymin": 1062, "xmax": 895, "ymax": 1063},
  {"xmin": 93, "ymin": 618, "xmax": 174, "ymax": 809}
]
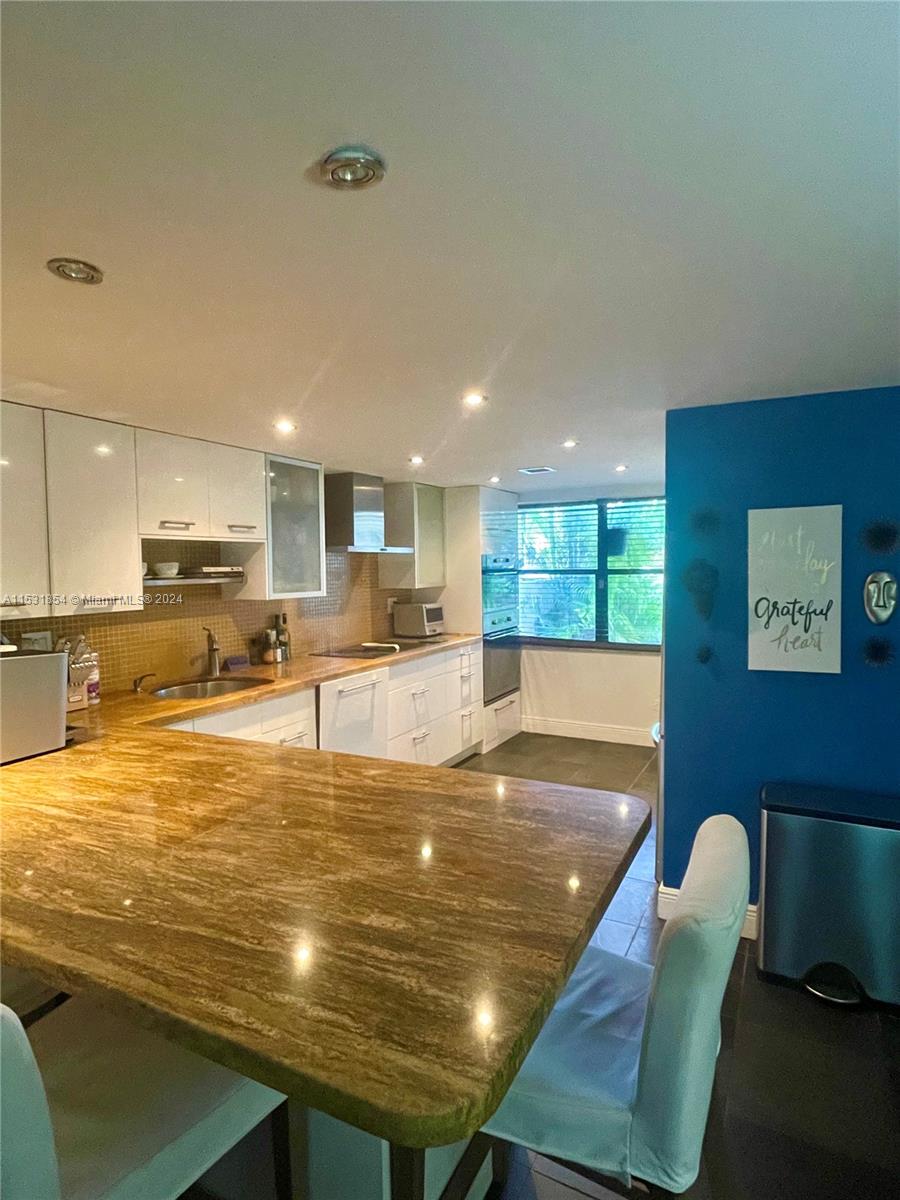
[
  {"xmin": 386, "ymin": 719, "xmax": 450, "ymax": 766},
  {"xmin": 181, "ymin": 688, "xmax": 317, "ymax": 746},
  {"xmin": 388, "ymin": 673, "xmax": 448, "ymax": 740},
  {"xmin": 384, "ymin": 642, "xmax": 483, "ymax": 766},
  {"xmin": 482, "ymin": 691, "xmax": 521, "ymax": 752},
  {"xmin": 170, "ymin": 646, "xmax": 485, "ymax": 767},
  {"xmin": 318, "ymin": 669, "xmax": 389, "ymax": 758}
]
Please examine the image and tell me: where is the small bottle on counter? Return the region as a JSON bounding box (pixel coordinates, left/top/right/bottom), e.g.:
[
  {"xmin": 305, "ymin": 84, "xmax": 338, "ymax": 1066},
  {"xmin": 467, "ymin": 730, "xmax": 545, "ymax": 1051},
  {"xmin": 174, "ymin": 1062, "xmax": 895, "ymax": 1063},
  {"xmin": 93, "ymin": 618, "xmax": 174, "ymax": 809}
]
[
  {"xmin": 278, "ymin": 612, "xmax": 292, "ymax": 662},
  {"xmin": 262, "ymin": 628, "xmax": 278, "ymax": 664}
]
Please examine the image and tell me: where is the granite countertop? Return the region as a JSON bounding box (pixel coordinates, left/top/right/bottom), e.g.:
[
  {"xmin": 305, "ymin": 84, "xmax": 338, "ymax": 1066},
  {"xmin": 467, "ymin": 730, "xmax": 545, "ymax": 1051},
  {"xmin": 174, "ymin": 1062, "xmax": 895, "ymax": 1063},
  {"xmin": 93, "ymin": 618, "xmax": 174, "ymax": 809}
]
[{"xmin": 1, "ymin": 631, "xmax": 650, "ymax": 1148}]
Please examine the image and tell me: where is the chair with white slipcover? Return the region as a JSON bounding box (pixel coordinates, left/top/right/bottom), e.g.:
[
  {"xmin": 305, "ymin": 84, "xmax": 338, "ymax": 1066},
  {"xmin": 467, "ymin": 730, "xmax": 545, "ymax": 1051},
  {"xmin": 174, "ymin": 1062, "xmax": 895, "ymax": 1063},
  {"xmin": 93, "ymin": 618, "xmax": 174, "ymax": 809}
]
[
  {"xmin": 1, "ymin": 996, "xmax": 290, "ymax": 1200},
  {"xmin": 484, "ymin": 814, "xmax": 750, "ymax": 1197}
]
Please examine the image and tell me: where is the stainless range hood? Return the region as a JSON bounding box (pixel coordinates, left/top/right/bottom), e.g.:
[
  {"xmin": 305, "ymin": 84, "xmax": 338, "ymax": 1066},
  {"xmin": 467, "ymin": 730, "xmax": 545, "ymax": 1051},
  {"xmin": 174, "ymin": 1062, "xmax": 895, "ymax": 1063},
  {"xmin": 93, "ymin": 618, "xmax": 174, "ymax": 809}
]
[{"xmin": 324, "ymin": 472, "xmax": 414, "ymax": 553}]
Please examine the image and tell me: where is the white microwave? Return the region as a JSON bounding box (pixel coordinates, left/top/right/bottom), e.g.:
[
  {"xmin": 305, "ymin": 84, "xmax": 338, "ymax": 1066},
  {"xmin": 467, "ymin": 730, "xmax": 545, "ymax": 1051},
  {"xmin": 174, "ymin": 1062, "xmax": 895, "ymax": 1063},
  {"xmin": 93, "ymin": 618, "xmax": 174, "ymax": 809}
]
[{"xmin": 392, "ymin": 603, "xmax": 445, "ymax": 638}]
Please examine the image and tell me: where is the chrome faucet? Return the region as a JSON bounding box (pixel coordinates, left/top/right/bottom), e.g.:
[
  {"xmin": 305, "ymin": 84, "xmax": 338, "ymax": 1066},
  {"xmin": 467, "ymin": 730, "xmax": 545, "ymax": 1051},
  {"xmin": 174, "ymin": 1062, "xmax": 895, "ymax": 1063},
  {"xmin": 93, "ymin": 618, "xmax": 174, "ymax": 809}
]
[
  {"xmin": 133, "ymin": 672, "xmax": 156, "ymax": 693},
  {"xmin": 203, "ymin": 627, "xmax": 220, "ymax": 677}
]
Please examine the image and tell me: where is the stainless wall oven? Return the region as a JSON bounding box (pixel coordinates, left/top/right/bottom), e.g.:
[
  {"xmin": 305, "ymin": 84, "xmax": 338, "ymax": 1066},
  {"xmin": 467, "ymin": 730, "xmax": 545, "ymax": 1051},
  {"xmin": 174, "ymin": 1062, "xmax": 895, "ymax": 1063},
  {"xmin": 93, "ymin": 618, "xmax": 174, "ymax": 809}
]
[{"xmin": 483, "ymin": 628, "xmax": 521, "ymax": 704}]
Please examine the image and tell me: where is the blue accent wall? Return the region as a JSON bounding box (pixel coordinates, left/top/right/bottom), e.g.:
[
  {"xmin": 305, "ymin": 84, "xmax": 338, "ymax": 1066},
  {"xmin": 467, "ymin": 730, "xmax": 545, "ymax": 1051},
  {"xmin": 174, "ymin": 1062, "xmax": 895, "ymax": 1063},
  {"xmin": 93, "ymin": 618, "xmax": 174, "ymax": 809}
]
[{"xmin": 663, "ymin": 387, "xmax": 900, "ymax": 901}]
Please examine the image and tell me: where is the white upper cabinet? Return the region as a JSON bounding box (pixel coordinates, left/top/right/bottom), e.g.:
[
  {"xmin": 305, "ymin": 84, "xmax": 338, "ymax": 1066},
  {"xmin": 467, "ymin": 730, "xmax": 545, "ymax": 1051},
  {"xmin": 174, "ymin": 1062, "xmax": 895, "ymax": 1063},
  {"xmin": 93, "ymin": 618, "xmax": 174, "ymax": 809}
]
[
  {"xmin": 207, "ymin": 443, "xmax": 266, "ymax": 540},
  {"xmin": 136, "ymin": 430, "xmax": 210, "ymax": 537},
  {"xmin": 0, "ymin": 401, "xmax": 51, "ymax": 619},
  {"xmin": 44, "ymin": 411, "xmax": 143, "ymax": 615},
  {"xmin": 378, "ymin": 483, "xmax": 446, "ymax": 590}
]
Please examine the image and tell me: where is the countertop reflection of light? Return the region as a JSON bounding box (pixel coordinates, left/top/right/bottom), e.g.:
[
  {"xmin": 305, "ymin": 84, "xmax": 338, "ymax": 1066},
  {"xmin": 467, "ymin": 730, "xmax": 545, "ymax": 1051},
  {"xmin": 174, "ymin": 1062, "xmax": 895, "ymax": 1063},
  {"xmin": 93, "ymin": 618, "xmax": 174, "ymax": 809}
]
[
  {"xmin": 420, "ymin": 841, "xmax": 433, "ymax": 860},
  {"xmin": 122, "ymin": 898, "xmax": 133, "ymax": 907},
  {"xmin": 294, "ymin": 943, "xmax": 312, "ymax": 970},
  {"xmin": 568, "ymin": 874, "xmax": 581, "ymax": 893},
  {"xmin": 619, "ymin": 801, "xmax": 629, "ymax": 817},
  {"xmin": 496, "ymin": 783, "xmax": 505, "ymax": 799},
  {"xmin": 24, "ymin": 868, "xmax": 33, "ymax": 877},
  {"xmin": 476, "ymin": 1006, "xmax": 493, "ymax": 1030}
]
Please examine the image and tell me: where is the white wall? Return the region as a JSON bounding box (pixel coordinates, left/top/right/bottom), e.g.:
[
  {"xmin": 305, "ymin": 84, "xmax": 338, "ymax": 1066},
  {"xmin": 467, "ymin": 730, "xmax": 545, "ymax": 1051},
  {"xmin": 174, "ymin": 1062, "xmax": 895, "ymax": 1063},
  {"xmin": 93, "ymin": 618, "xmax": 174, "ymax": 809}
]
[{"xmin": 521, "ymin": 647, "xmax": 661, "ymax": 746}]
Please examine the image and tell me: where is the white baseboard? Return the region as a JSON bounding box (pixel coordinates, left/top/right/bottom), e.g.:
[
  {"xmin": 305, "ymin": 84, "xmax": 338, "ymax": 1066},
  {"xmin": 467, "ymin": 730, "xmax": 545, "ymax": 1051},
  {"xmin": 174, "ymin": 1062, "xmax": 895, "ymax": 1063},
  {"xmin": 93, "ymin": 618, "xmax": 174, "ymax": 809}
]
[
  {"xmin": 657, "ymin": 884, "xmax": 758, "ymax": 940},
  {"xmin": 521, "ymin": 715, "xmax": 654, "ymax": 747}
]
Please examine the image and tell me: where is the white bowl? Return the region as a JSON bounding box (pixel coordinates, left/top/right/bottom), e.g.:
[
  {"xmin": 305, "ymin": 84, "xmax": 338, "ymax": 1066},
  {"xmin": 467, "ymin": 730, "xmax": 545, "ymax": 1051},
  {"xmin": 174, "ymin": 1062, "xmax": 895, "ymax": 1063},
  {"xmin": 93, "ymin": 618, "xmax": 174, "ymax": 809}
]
[
  {"xmin": 141, "ymin": 562, "xmax": 148, "ymax": 576},
  {"xmin": 151, "ymin": 562, "xmax": 180, "ymax": 578}
]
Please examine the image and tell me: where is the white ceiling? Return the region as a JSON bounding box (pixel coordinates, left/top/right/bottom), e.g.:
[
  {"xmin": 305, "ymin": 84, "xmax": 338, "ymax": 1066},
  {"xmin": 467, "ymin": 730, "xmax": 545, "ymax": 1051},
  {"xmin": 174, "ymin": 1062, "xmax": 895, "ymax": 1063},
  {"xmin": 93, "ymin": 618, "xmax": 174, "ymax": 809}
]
[{"xmin": 2, "ymin": 2, "xmax": 897, "ymax": 494}]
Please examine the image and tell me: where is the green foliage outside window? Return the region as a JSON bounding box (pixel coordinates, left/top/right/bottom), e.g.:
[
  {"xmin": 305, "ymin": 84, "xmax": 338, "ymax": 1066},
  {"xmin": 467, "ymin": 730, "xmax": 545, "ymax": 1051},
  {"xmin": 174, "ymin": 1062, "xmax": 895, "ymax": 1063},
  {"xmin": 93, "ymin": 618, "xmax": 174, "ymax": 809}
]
[{"xmin": 518, "ymin": 498, "xmax": 665, "ymax": 645}]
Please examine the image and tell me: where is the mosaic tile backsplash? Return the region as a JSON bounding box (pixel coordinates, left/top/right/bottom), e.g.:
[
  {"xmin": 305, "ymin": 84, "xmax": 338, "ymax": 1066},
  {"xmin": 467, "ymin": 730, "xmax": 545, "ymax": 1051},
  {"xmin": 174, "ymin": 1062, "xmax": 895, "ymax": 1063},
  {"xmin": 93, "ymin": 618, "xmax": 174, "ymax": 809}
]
[{"xmin": 1, "ymin": 547, "xmax": 410, "ymax": 693}]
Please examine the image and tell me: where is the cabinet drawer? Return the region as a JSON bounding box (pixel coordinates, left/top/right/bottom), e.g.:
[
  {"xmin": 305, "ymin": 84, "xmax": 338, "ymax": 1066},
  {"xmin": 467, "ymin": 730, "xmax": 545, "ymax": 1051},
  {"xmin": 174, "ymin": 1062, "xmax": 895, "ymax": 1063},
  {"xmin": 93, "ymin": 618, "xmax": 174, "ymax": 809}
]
[
  {"xmin": 318, "ymin": 668, "xmax": 389, "ymax": 757},
  {"xmin": 446, "ymin": 664, "xmax": 483, "ymax": 711},
  {"xmin": 456, "ymin": 703, "xmax": 485, "ymax": 751},
  {"xmin": 386, "ymin": 722, "xmax": 448, "ymax": 766},
  {"xmin": 441, "ymin": 706, "xmax": 485, "ymax": 762},
  {"xmin": 388, "ymin": 651, "xmax": 448, "ymax": 690},
  {"xmin": 388, "ymin": 674, "xmax": 448, "ymax": 739},
  {"xmin": 192, "ymin": 706, "xmax": 261, "ymax": 740},
  {"xmin": 255, "ymin": 720, "xmax": 316, "ymax": 749},
  {"xmin": 446, "ymin": 642, "xmax": 483, "ymax": 671},
  {"xmin": 255, "ymin": 688, "xmax": 316, "ymax": 733},
  {"xmin": 483, "ymin": 692, "xmax": 521, "ymax": 751}
]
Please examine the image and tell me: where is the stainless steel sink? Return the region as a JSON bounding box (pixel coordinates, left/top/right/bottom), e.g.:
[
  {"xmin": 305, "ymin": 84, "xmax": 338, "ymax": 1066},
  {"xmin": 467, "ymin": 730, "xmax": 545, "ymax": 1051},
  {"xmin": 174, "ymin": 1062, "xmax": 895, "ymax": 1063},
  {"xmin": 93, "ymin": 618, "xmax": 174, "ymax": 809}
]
[{"xmin": 151, "ymin": 676, "xmax": 272, "ymax": 700}]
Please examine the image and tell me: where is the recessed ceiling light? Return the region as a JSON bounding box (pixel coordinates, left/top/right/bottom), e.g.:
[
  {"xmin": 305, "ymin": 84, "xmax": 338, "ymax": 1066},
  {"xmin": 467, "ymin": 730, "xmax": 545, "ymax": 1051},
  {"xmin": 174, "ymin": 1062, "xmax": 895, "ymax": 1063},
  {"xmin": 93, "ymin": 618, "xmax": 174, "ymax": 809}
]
[
  {"xmin": 463, "ymin": 392, "xmax": 487, "ymax": 409},
  {"xmin": 615, "ymin": 463, "xmax": 628, "ymax": 472},
  {"xmin": 562, "ymin": 438, "xmax": 579, "ymax": 450},
  {"xmin": 273, "ymin": 419, "xmax": 297, "ymax": 434},
  {"xmin": 319, "ymin": 145, "xmax": 385, "ymax": 189},
  {"xmin": 46, "ymin": 257, "xmax": 103, "ymax": 284},
  {"xmin": 518, "ymin": 466, "xmax": 556, "ymax": 475},
  {"xmin": 489, "ymin": 475, "xmax": 500, "ymax": 484},
  {"xmin": 94, "ymin": 444, "xmax": 112, "ymax": 456},
  {"xmin": 409, "ymin": 454, "xmax": 424, "ymax": 466}
]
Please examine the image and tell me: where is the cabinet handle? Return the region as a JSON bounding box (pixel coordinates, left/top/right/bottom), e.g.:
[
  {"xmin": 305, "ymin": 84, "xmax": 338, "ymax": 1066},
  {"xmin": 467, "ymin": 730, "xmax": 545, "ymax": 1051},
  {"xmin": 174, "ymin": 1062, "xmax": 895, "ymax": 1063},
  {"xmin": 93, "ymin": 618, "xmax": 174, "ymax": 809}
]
[
  {"xmin": 412, "ymin": 731, "xmax": 430, "ymax": 742},
  {"xmin": 228, "ymin": 523, "xmax": 258, "ymax": 531},
  {"xmin": 496, "ymin": 698, "xmax": 516, "ymax": 711},
  {"xmin": 460, "ymin": 671, "xmax": 474, "ymax": 679},
  {"xmin": 159, "ymin": 520, "xmax": 196, "ymax": 529},
  {"xmin": 411, "ymin": 687, "xmax": 430, "ymax": 698},
  {"xmin": 462, "ymin": 709, "xmax": 473, "ymax": 719},
  {"xmin": 280, "ymin": 731, "xmax": 308, "ymax": 745},
  {"xmin": 338, "ymin": 679, "xmax": 378, "ymax": 695}
]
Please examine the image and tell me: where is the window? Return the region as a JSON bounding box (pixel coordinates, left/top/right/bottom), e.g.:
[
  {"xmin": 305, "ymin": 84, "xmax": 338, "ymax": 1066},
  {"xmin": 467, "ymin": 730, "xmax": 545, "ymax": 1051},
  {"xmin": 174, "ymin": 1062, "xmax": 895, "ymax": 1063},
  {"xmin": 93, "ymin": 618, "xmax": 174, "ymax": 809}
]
[{"xmin": 517, "ymin": 497, "xmax": 665, "ymax": 647}]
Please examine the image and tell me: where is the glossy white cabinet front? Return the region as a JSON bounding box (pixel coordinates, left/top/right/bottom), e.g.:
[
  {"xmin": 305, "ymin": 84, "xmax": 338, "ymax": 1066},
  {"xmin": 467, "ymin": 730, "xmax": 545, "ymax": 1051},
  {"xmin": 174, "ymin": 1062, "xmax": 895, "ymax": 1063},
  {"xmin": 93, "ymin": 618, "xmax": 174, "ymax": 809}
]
[
  {"xmin": 0, "ymin": 401, "xmax": 51, "ymax": 618},
  {"xmin": 136, "ymin": 430, "xmax": 210, "ymax": 537},
  {"xmin": 318, "ymin": 669, "xmax": 389, "ymax": 758},
  {"xmin": 207, "ymin": 444, "xmax": 267, "ymax": 540},
  {"xmin": 44, "ymin": 412, "xmax": 143, "ymax": 615}
]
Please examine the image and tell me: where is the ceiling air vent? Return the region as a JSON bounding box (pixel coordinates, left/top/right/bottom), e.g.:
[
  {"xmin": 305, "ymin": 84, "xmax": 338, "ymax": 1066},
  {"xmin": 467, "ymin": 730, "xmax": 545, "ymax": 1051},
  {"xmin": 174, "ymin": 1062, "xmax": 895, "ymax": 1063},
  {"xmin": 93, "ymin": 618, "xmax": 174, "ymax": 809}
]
[{"xmin": 518, "ymin": 466, "xmax": 557, "ymax": 475}]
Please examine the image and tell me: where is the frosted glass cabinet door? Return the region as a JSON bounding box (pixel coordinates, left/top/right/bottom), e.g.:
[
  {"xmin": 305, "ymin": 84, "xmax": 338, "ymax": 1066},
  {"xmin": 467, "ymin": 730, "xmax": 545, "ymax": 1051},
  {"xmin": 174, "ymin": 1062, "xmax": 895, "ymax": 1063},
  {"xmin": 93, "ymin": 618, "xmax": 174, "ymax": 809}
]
[{"xmin": 266, "ymin": 455, "xmax": 326, "ymax": 597}]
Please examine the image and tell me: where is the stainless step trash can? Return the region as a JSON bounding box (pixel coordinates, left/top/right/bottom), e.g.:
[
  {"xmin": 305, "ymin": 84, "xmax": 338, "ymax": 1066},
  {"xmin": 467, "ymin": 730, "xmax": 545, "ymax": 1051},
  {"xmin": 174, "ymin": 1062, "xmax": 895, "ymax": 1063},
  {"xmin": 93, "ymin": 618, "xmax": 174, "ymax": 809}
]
[{"xmin": 758, "ymin": 783, "xmax": 900, "ymax": 1006}]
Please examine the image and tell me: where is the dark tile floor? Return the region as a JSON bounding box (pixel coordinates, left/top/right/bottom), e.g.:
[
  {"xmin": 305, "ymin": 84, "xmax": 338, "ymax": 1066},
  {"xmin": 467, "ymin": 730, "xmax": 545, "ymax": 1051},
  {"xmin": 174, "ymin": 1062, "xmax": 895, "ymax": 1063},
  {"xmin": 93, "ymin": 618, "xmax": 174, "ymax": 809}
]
[{"xmin": 458, "ymin": 733, "xmax": 900, "ymax": 1200}]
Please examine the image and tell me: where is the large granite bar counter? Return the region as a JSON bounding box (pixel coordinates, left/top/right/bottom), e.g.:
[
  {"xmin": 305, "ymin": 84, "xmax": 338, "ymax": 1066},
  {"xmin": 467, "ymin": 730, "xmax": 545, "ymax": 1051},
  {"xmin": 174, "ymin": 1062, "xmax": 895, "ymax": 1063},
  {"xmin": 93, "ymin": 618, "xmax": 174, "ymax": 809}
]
[{"xmin": 1, "ymin": 634, "xmax": 650, "ymax": 1149}]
